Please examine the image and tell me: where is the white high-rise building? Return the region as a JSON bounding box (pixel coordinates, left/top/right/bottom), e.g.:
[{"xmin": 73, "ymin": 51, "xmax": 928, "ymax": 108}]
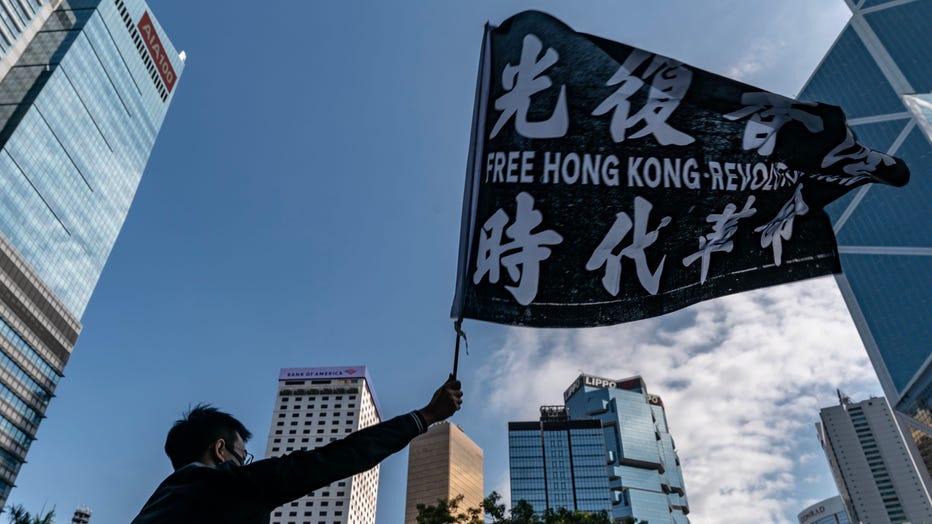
[
  {"xmin": 817, "ymin": 393, "xmax": 932, "ymax": 524},
  {"xmin": 265, "ymin": 366, "xmax": 382, "ymax": 524},
  {"xmin": 797, "ymin": 496, "xmax": 849, "ymax": 524}
]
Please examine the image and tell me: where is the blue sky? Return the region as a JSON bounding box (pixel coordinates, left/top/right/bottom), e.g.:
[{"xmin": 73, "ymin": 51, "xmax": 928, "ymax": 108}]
[{"xmin": 9, "ymin": 1, "xmax": 888, "ymax": 523}]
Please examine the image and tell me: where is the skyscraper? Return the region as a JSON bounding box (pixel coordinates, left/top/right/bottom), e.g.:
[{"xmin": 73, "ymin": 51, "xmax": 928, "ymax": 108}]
[
  {"xmin": 563, "ymin": 375, "xmax": 688, "ymax": 523},
  {"xmin": 508, "ymin": 405, "xmax": 611, "ymax": 516},
  {"xmin": 817, "ymin": 393, "xmax": 932, "ymax": 523},
  {"xmin": 798, "ymin": 496, "xmax": 850, "ymax": 524},
  {"xmin": 0, "ymin": 0, "xmax": 182, "ymax": 505},
  {"xmin": 265, "ymin": 366, "xmax": 382, "ymax": 524},
  {"xmin": 404, "ymin": 422, "xmax": 484, "ymax": 524},
  {"xmin": 508, "ymin": 406, "xmax": 612, "ymax": 514},
  {"xmin": 797, "ymin": 0, "xmax": 932, "ymax": 474}
]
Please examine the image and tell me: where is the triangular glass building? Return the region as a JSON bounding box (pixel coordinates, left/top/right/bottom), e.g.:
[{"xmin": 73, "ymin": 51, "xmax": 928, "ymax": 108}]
[{"xmin": 798, "ymin": 0, "xmax": 932, "ymax": 493}]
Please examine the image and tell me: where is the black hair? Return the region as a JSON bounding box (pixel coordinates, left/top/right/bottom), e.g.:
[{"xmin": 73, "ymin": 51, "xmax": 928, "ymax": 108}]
[{"xmin": 164, "ymin": 403, "xmax": 252, "ymax": 470}]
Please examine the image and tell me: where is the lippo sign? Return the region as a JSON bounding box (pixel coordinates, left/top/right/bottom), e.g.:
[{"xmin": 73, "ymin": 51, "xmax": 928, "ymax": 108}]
[
  {"xmin": 138, "ymin": 12, "xmax": 176, "ymax": 92},
  {"xmin": 564, "ymin": 373, "xmax": 618, "ymax": 401}
]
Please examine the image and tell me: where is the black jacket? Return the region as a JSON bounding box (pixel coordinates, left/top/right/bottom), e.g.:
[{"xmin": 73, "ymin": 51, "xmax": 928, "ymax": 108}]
[{"xmin": 131, "ymin": 411, "xmax": 428, "ymax": 524}]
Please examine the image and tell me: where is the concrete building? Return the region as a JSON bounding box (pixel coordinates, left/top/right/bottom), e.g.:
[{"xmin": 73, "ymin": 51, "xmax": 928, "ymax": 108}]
[
  {"xmin": 265, "ymin": 366, "xmax": 382, "ymax": 524},
  {"xmin": 798, "ymin": 496, "xmax": 849, "ymax": 524},
  {"xmin": 817, "ymin": 393, "xmax": 932, "ymax": 523},
  {"xmin": 404, "ymin": 422, "xmax": 483, "ymax": 524},
  {"xmin": 0, "ymin": 0, "xmax": 182, "ymax": 505},
  {"xmin": 798, "ymin": 0, "xmax": 932, "ymax": 480},
  {"xmin": 71, "ymin": 505, "xmax": 91, "ymax": 524}
]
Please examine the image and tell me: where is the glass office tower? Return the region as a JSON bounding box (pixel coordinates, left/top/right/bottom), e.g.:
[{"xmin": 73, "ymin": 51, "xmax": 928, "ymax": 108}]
[
  {"xmin": 508, "ymin": 406, "xmax": 611, "ymax": 515},
  {"xmin": 797, "ymin": 0, "xmax": 932, "ymax": 480},
  {"xmin": 0, "ymin": 0, "xmax": 183, "ymax": 505},
  {"xmin": 563, "ymin": 375, "xmax": 688, "ymax": 523}
]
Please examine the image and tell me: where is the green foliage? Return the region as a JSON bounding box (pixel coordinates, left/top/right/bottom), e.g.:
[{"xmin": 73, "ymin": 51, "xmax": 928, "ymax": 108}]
[
  {"xmin": 415, "ymin": 492, "xmax": 612, "ymax": 524},
  {"xmin": 415, "ymin": 494, "xmax": 482, "ymax": 524},
  {"xmin": 4, "ymin": 505, "xmax": 55, "ymax": 524}
]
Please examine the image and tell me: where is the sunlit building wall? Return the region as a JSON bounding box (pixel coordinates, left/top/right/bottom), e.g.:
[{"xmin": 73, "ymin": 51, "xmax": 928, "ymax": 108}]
[
  {"xmin": 404, "ymin": 422, "xmax": 483, "ymax": 524},
  {"xmin": 798, "ymin": 0, "xmax": 932, "ymax": 481},
  {"xmin": 265, "ymin": 366, "xmax": 382, "ymax": 524},
  {"xmin": 0, "ymin": 0, "xmax": 182, "ymax": 505}
]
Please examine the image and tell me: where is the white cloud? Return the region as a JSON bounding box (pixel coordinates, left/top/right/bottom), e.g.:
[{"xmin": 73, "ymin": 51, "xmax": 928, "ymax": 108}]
[
  {"xmin": 723, "ymin": 3, "xmax": 851, "ymax": 96},
  {"xmin": 474, "ymin": 276, "xmax": 880, "ymax": 523}
]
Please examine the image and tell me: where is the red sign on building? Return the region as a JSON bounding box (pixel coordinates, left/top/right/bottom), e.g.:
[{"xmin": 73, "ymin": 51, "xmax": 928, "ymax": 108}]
[{"xmin": 137, "ymin": 12, "xmax": 176, "ymax": 92}]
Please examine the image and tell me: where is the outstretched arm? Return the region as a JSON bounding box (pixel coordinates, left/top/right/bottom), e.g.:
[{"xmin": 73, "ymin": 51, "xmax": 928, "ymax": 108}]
[{"xmin": 241, "ymin": 376, "xmax": 464, "ymax": 507}]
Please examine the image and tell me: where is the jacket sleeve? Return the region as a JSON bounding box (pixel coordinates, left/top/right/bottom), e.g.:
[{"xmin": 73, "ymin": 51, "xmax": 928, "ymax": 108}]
[{"xmin": 234, "ymin": 411, "xmax": 428, "ymax": 508}]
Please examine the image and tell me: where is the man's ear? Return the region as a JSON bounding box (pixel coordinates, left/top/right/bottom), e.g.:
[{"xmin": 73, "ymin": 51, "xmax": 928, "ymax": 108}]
[{"xmin": 210, "ymin": 439, "xmax": 226, "ymax": 464}]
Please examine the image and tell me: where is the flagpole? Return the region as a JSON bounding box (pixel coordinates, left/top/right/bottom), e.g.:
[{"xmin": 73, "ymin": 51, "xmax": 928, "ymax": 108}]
[
  {"xmin": 450, "ymin": 23, "xmax": 489, "ymax": 381},
  {"xmin": 452, "ymin": 318, "xmax": 462, "ymax": 380}
]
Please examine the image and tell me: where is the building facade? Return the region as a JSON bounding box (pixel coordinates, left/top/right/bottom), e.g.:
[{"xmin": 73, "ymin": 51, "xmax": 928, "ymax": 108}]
[
  {"xmin": 797, "ymin": 0, "xmax": 932, "ymax": 478},
  {"xmin": 404, "ymin": 422, "xmax": 484, "ymax": 524},
  {"xmin": 563, "ymin": 375, "xmax": 688, "ymax": 523},
  {"xmin": 265, "ymin": 366, "xmax": 383, "ymax": 524},
  {"xmin": 817, "ymin": 394, "xmax": 932, "ymax": 523},
  {"xmin": 798, "ymin": 496, "xmax": 849, "ymax": 524},
  {"xmin": 71, "ymin": 505, "xmax": 91, "ymax": 524},
  {"xmin": 508, "ymin": 406, "xmax": 611, "ymax": 516},
  {"xmin": 0, "ymin": 0, "xmax": 182, "ymax": 505}
]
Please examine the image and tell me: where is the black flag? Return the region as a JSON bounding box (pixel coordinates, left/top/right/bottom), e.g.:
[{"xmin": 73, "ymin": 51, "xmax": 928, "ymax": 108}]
[{"xmin": 451, "ymin": 11, "xmax": 909, "ymax": 328}]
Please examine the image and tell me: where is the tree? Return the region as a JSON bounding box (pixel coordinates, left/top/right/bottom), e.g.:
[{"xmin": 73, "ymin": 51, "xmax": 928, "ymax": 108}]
[
  {"xmin": 415, "ymin": 494, "xmax": 482, "ymax": 524},
  {"xmin": 416, "ymin": 493, "xmax": 612, "ymax": 524},
  {"xmin": 4, "ymin": 505, "xmax": 55, "ymax": 524},
  {"xmin": 508, "ymin": 499, "xmax": 541, "ymax": 524},
  {"xmin": 542, "ymin": 507, "xmax": 611, "ymax": 524}
]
